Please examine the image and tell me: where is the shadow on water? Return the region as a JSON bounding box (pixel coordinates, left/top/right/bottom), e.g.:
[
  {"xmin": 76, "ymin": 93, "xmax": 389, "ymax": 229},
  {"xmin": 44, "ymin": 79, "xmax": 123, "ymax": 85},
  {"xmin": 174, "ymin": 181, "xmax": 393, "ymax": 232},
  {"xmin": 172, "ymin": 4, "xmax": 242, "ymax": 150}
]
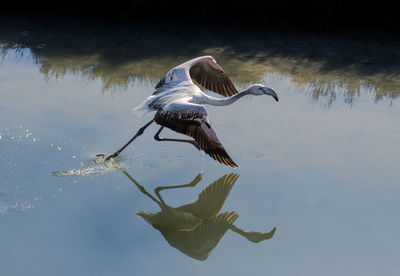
[
  {"xmin": 1, "ymin": 17, "xmax": 400, "ymax": 104},
  {"xmin": 123, "ymin": 171, "xmax": 276, "ymax": 261}
]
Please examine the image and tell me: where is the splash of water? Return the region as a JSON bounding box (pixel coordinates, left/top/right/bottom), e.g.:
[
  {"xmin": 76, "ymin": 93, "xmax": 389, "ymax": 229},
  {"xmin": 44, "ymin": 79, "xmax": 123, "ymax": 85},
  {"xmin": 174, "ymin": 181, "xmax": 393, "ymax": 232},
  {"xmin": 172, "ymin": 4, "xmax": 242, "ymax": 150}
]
[
  {"xmin": 0, "ymin": 201, "xmax": 35, "ymax": 215},
  {"xmin": 52, "ymin": 155, "xmax": 122, "ymax": 177}
]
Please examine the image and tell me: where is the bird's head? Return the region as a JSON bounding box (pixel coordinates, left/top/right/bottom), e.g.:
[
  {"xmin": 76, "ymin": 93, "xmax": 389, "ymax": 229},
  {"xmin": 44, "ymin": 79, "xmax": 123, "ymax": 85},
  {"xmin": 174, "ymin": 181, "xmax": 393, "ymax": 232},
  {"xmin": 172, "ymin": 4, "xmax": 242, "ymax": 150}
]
[{"xmin": 247, "ymin": 84, "xmax": 279, "ymax": 102}]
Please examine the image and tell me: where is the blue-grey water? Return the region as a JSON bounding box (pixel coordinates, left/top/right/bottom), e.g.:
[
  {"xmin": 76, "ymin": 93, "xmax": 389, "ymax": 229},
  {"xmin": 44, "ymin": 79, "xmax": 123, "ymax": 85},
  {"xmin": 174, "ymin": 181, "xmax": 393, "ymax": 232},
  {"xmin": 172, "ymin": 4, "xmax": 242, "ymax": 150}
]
[{"xmin": 1, "ymin": 21, "xmax": 400, "ymax": 275}]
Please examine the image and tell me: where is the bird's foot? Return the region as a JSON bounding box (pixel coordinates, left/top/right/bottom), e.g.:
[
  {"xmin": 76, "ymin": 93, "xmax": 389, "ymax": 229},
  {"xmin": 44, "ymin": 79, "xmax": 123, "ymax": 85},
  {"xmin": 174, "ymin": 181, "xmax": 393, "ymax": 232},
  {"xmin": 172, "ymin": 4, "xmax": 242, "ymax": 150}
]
[
  {"xmin": 96, "ymin": 152, "xmax": 119, "ymax": 161},
  {"xmin": 104, "ymin": 152, "xmax": 119, "ymax": 161}
]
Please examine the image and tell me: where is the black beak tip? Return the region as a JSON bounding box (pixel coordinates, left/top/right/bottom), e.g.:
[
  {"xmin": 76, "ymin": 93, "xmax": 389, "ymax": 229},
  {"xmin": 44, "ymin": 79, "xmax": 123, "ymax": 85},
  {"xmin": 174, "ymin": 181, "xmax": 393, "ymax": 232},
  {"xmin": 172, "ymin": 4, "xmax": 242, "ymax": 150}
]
[{"xmin": 274, "ymin": 96, "xmax": 279, "ymax": 102}]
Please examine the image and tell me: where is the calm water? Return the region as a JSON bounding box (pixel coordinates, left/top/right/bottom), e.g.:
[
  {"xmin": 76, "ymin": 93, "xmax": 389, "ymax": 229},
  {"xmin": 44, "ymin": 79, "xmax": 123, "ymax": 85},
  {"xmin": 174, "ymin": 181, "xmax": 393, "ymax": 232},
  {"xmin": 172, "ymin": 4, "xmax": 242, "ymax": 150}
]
[{"xmin": 1, "ymin": 20, "xmax": 400, "ymax": 275}]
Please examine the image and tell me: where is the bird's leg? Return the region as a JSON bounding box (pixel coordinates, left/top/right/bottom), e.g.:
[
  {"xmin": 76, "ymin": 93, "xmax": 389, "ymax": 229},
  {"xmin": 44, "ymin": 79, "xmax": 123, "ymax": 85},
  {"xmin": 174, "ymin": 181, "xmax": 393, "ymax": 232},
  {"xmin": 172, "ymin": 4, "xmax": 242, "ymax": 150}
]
[
  {"xmin": 154, "ymin": 172, "xmax": 203, "ymax": 204},
  {"xmin": 228, "ymin": 224, "xmax": 276, "ymax": 243},
  {"xmin": 105, "ymin": 119, "xmax": 154, "ymax": 160},
  {"xmin": 122, "ymin": 171, "xmax": 161, "ymax": 205},
  {"xmin": 154, "ymin": 126, "xmax": 200, "ymax": 150}
]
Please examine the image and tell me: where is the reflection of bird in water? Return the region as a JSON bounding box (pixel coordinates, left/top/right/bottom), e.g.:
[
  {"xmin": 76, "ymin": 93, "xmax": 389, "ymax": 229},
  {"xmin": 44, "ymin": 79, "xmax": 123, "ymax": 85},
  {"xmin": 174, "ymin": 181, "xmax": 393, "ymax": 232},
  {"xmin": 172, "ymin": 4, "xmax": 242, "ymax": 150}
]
[
  {"xmin": 104, "ymin": 56, "xmax": 278, "ymax": 167},
  {"xmin": 123, "ymin": 171, "xmax": 276, "ymax": 261}
]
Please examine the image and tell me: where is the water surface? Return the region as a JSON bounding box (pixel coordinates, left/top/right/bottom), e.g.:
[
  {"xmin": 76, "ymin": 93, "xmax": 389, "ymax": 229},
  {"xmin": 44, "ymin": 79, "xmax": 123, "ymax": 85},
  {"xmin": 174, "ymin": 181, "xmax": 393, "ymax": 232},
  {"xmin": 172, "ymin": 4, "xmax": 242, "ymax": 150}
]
[{"xmin": 1, "ymin": 20, "xmax": 400, "ymax": 275}]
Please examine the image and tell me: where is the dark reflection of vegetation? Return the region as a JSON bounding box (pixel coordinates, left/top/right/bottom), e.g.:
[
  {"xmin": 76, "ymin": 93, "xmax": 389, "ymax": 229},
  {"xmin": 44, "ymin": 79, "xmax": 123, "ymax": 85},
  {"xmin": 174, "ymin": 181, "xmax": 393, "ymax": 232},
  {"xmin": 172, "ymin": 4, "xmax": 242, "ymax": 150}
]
[
  {"xmin": 1, "ymin": 17, "xmax": 399, "ymax": 104},
  {"xmin": 123, "ymin": 171, "xmax": 275, "ymax": 261}
]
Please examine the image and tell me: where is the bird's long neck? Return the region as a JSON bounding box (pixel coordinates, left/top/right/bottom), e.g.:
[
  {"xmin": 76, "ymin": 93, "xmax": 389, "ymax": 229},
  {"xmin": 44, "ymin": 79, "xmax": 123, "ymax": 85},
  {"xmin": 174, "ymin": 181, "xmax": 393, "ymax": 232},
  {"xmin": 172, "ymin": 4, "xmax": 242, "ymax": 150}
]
[{"xmin": 201, "ymin": 89, "xmax": 251, "ymax": 106}]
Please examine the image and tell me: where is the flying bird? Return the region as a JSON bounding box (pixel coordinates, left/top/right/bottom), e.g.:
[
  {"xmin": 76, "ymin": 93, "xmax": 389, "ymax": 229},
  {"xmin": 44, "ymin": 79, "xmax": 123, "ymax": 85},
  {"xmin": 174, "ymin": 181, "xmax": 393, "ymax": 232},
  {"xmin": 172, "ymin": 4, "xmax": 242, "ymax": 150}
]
[
  {"xmin": 104, "ymin": 56, "xmax": 278, "ymax": 167},
  {"xmin": 123, "ymin": 171, "xmax": 276, "ymax": 260}
]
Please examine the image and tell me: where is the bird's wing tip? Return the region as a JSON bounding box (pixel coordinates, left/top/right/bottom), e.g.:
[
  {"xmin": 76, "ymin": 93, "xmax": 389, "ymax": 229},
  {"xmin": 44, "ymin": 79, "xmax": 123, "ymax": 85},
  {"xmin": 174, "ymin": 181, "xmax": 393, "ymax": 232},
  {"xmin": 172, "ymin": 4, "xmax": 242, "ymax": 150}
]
[{"xmin": 228, "ymin": 161, "xmax": 239, "ymax": 168}]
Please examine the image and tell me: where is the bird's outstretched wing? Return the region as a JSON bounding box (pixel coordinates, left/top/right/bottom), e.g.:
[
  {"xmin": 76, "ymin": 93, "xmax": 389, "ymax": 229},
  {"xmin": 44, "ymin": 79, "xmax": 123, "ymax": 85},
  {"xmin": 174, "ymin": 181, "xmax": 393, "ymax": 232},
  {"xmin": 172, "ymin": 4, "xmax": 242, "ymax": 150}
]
[
  {"xmin": 154, "ymin": 102, "xmax": 238, "ymax": 167},
  {"xmin": 189, "ymin": 56, "xmax": 238, "ymax": 97},
  {"xmin": 155, "ymin": 56, "xmax": 238, "ymax": 97},
  {"xmin": 175, "ymin": 173, "xmax": 239, "ymax": 219},
  {"xmin": 189, "ymin": 57, "xmax": 238, "ymax": 97}
]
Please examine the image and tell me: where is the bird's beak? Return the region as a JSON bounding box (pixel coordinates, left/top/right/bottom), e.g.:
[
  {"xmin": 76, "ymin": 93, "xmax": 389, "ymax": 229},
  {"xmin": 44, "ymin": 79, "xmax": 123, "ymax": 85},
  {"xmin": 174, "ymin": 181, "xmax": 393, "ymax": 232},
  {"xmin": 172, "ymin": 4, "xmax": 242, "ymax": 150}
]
[{"xmin": 265, "ymin": 88, "xmax": 279, "ymax": 102}]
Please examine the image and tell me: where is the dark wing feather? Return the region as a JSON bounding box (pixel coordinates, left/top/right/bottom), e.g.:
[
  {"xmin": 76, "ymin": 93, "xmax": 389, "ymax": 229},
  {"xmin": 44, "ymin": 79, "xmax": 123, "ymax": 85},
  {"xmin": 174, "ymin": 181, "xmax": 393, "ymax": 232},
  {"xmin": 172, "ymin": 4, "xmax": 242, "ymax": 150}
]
[
  {"xmin": 154, "ymin": 103, "xmax": 238, "ymax": 167},
  {"xmin": 155, "ymin": 76, "xmax": 166, "ymax": 89},
  {"xmin": 189, "ymin": 59, "xmax": 238, "ymax": 97},
  {"xmin": 175, "ymin": 173, "xmax": 239, "ymax": 219}
]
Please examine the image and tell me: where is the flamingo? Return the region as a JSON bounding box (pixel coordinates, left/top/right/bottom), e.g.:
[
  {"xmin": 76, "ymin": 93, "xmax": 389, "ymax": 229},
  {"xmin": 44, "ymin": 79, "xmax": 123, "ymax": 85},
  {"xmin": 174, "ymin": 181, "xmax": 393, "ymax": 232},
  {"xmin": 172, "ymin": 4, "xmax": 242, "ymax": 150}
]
[
  {"xmin": 104, "ymin": 56, "xmax": 278, "ymax": 167},
  {"xmin": 123, "ymin": 171, "xmax": 276, "ymax": 260}
]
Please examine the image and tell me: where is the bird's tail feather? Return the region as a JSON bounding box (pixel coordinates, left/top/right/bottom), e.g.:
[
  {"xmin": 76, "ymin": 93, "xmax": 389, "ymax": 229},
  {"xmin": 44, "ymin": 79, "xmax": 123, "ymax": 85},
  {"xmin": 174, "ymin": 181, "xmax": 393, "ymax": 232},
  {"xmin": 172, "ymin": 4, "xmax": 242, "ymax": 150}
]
[{"xmin": 133, "ymin": 101, "xmax": 152, "ymax": 117}]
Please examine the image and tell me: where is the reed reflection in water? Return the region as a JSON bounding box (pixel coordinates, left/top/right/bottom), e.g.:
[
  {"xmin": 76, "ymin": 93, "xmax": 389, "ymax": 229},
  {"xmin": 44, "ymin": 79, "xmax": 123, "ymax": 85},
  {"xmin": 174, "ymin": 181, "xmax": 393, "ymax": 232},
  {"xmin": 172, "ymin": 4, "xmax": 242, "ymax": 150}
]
[
  {"xmin": 123, "ymin": 171, "xmax": 275, "ymax": 261},
  {"xmin": 1, "ymin": 18, "xmax": 399, "ymax": 105}
]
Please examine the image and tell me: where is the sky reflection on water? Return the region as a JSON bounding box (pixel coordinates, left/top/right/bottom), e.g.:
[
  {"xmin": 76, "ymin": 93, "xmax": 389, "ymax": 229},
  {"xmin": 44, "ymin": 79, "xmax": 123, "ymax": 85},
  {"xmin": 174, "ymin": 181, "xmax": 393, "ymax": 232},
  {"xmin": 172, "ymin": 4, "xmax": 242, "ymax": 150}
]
[{"xmin": 1, "ymin": 22, "xmax": 400, "ymax": 275}]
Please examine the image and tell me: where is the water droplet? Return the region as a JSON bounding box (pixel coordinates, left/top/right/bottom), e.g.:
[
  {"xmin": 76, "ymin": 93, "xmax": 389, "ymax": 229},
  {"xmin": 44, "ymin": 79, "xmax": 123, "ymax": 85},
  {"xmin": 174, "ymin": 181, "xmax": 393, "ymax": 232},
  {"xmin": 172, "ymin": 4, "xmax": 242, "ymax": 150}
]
[
  {"xmin": 72, "ymin": 155, "xmax": 76, "ymax": 159},
  {"xmin": 57, "ymin": 146, "xmax": 62, "ymax": 151}
]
